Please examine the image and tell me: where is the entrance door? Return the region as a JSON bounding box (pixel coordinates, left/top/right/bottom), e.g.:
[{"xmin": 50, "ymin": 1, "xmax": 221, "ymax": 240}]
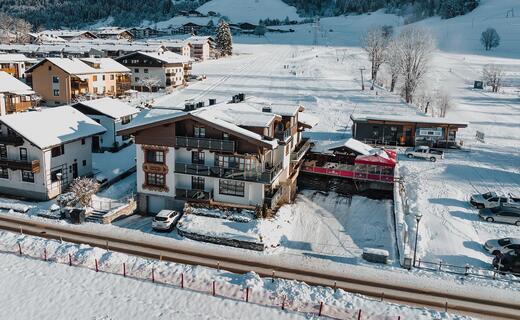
[
  {"xmin": 72, "ymin": 163, "xmax": 78, "ymax": 179},
  {"xmin": 402, "ymin": 126, "xmax": 413, "ymax": 146},
  {"xmin": 92, "ymin": 136, "xmax": 100, "ymax": 152}
]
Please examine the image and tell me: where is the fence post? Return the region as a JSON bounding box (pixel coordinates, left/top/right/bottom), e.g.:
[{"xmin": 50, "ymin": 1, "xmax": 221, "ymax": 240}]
[
  {"xmin": 69, "ymin": 253, "xmax": 72, "ymax": 266},
  {"xmin": 212, "ymin": 281, "xmax": 216, "ymax": 296},
  {"xmin": 217, "ymin": 261, "xmax": 220, "ymax": 271},
  {"xmin": 20, "ymin": 226, "xmax": 23, "ymax": 235},
  {"xmin": 95, "ymin": 259, "xmax": 99, "ymax": 272},
  {"xmin": 18, "ymin": 243, "xmax": 22, "ymax": 255},
  {"xmin": 464, "ymin": 265, "xmax": 470, "ymax": 276},
  {"xmin": 439, "ymin": 261, "xmax": 442, "ymax": 271},
  {"xmin": 245, "ymin": 287, "xmax": 249, "ymax": 302},
  {"xmin": 281, "ymin": 295, "xmax": 286, "ymax": 310},
  {"xmin": 181, "ymin": 273, "xmax": 184, "ymax": 289},
  {"xmin": 123, "ymin": 263, "xmax": 126, "ymax": 277},
  {"xmin": 318, "ymin": 301, "xmax": 323, "ymax": 316},
  {"xmin": 381, "ymin": 292, "xmax": 384, "ymax": 302},
  {"xmin": 272, "ymin": 270, "xmax": 275, "ymax": 283},
  {"xmin": 44, "ymin": 248, "xmax": 47, "ymax": 261},
  {"xmin": 152, "ymin": 268, "xmax": 155, "ymax": 283},
  {"xmin": 333, "ymin": 281, "xmax": 337, "ymax": 292},
  {"xmin": 445, "ymin": 301, "xmax": 448, "ymax": 312},
  {"xmin": 357, "ymin": 309, "xmax": 362, "ymax": 320}
]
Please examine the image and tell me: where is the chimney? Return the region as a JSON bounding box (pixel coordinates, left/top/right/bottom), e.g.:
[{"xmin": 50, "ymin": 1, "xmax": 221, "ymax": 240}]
[
  {"xmin": 238, "ymin": 93, "xmax": 245, "ymax": 102},
  {"xmin": 208, "ymin": 98, "xmax": 216, "ymax": 106},
  {"xmin": 262, "ymin": 106, "xmax": 272, "ymax": 113},
  {"xmin": 184, "ymin": 102, "xmax": 195, "ymax": 111}
]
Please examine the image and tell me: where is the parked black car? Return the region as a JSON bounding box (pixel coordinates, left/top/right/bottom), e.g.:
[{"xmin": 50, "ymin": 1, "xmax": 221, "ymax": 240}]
[{"xmin": 493, "ymin": 251, "xmax": 520, "ymax": 273}]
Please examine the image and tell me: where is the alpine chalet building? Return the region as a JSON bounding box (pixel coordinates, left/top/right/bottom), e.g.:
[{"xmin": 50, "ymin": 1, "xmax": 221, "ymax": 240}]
[{"xmin": 118, "ymin": 95, "xmax": 317, "ymax": 214}]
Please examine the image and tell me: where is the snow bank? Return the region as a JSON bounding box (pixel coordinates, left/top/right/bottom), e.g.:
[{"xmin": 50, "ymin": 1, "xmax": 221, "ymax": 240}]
[{"xmin": 0, "ymin": 202, "xmax": 31, "ymax": 213}]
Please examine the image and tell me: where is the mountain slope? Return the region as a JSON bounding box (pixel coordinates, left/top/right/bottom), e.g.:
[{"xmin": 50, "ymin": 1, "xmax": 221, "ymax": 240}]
[{"xmin": 197, "ymin": 0, "xmax": 300, "ymax": 22}]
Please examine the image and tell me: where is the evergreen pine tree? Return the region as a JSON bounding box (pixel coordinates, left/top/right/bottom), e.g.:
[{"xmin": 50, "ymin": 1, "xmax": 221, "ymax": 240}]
[{"xmin": 216, "ymin": 20, "xmax": 232, "ymax": 56}]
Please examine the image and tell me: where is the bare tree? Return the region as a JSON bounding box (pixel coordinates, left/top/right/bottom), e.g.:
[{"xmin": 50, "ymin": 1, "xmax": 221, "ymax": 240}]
[
  {"xmin": 137, "ymin": 77, "xmax": 162, "ymax": 92},
  {"xmin": 0, "ymin": 13, "xmax": 32, "ymax": 44},
  {"xmin": 395, "ymin": 27, "xmax": 435, "ymax": 103},
  {"xmin": 436, "ymin": 91, "xmax": 453, "ymax": 118},
  {"xmin": 481, "ymin": 28, "xmax": 500, "ymax": 51},
  {"xmin": 361, "ymin": 26, "xmax": 388, "ymax": 90},
  {"xmin": 70, "ymin": 177, "xmax": 100, "ymax": 207},
  {"xmin": 385, "ymin": 39, "xmax": 401, "ymax": 92},
  {"xmin": 482, "ymin": 64, "xmax": 504, "ymax": 93}
]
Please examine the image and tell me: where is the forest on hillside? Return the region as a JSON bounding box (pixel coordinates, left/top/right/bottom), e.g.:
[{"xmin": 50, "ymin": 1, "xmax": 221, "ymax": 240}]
[
  {"xmin": 0, "ymin": 0, "xmax": 210, "ymax": 28},
  {"xmin": 282, "ymin": 0, "xmax": 479, "ymax": 20}
]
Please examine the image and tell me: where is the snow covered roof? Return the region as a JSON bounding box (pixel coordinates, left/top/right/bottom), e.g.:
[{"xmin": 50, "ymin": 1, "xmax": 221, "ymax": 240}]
[
  {"xmin": 185, "ymin": 36, "xmax": 214, "ymax": 44},
  {"xmin": 26, "ymin": 58, "xmax": 130, "ymax": 76},
  {"xmin": 0, "ymin": 106, "xmax": 106, "ymax": 149},
  {"xmin": 202, "ymin": 101, "xmax": 279, "ymax": 127},
  {"xmin": 74, "ymin": 98, "xmax": 139, "ymax": 119},
  {"xmin": 0, "ymin": 53, "xmax": 36, "ymax": 63},
  {"xmin": 298, "ymin": 112, "xmax": 319, "ymax": 128},
  {"xmin": 37, "ymin": 30, "xmax": 96, "ymax": 38},
  {"xmin": 132, "ymin": 51, "xmax": 191, "ymax": 64},
  {"xmin": 330, "ymin": 138, "xmax": 373, "ymax": 155},
  {"xmin": 350, "ymin": 114, "xmax": 469, "ymax": 127},
  {"xmin": 0, "ymin": 71, "xmax": 34, "ymax": 95}
]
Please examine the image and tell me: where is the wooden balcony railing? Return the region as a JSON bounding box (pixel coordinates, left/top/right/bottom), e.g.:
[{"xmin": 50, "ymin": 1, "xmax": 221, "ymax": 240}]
[
  {"xmin": 290, "ymin": 138, "xmax": 311, "ymax": 162},
  {"xmin": 0, "ymin": 135, "xmax": 24, "ymax": 146},
  {"xmin": 175, "ymin": 136, "xmax": 235, "ymax": 153},
  {"xmin": 175, "ymin": 161, "xmax": 283, "ymax": 184},
  {"xmin": 0, "ymin": 159, "xmax": 40, "ymax": 173}
]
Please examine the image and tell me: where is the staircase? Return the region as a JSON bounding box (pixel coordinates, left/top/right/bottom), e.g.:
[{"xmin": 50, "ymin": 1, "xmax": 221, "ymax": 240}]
[{"xmin": 85, "ymin": 210, "xmax": 107, "ymax": 223}]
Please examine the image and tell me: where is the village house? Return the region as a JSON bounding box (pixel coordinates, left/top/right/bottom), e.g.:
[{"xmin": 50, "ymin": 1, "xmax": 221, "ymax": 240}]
[
  {"xmin": 71, "ymin": 97, "xmax": 139, "ymax": 152},
  {"xmin": 0, "ymin": 106, "xmax": 105, "ymax": 200},
  {"xmin": 116, "ymin": 51, "xmax": 192, "ymax": 91},
  {"xmin": 0, "ymin": 71, "xmax": 37, "ymax": 116},
  {"xmin": 128, "ymin": 27, "xmax": 163, "ymax": 39},
  {"xmin": 175, "ymin": 23, "xmax": 206, "ymax": 35},
  {"xmin": 185, "ymin": 36, "xmax": 214, "ymax": 60},
  {"xmin": 350, "ymin": 114, "xmax": 469, "ymax": 148},
  {"xmin": 118, "ymin": 95, "xmax": 316, "ymax": 215},
  {"xmin": 26, "ymin": 57, "xmax": 131, "ymax": 105},
  {"xmin": 0, "ymin": 53, "xmax": 37, "ymax": 80},
  {"xmin": 29, "ymin": 30, "xmax": 97, "ymax": 44},
  {"xmin": 160, "ymin": 41, "xmax": 192, "ymax": 58},
  {"xmin": 94, "ymin": 27, "xmax": 135, "ymax": 40}
]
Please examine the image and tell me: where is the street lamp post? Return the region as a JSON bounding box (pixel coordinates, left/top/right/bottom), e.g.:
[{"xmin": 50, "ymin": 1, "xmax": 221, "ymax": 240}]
[{"xmin": 412, "ymin": 214, "xmax": 423, "ymax": 268}]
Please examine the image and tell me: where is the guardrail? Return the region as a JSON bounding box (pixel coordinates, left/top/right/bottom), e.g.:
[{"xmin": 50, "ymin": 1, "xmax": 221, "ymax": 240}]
[
  {"xmin": 175, "ymin": 162, "xmax": 282, "ymax": 184},
  {"xmin": 290, "ymin": 139, "xmax": 311, "ymax": 162},
  {"xmin": 175, "ymin": 136, "xmax": 235, "ymax": 153}
]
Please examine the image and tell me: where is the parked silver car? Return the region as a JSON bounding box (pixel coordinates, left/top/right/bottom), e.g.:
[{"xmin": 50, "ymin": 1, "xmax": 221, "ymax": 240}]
[
  {"xmin": 470, "ymin": 191, "xmax": 520, "ymax": 209},
  {"xmin": 479, "ymin": 206, "xmax": 520, "ymax": 226},
  {"xmin": 152, "ymin": 210, "xmax": 182, "ymax": 231},
  {"xmin": 484, "ymin": 237, "xmax": 520, "ymax": 255}
]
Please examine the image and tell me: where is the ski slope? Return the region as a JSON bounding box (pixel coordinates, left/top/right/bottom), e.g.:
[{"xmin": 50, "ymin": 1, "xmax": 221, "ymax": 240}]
[{"xmin": 198, "ymin": 0, "xmax": 300, "ymax": 23}]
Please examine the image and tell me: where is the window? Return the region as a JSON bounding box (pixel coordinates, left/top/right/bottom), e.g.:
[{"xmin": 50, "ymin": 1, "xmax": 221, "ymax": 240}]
[
  {"xmin": 191, "ymin": 151, "xmax": 205, "ymax": 164},
  {"xmin": 110, "ymin": 85, "xmax": 115, "ymax": 92},
  {"xmin": 134, "ymin": 68, "xmax": 139, "ymax": 73},
  {"xmin": 50, "ymin": 169, "xmax": 62, "ymax": 182},
  {"xmin": 192, "ymin": 176, "xmax": 205, "ymax": 190},
  {"xmin": 0, "ymin": 145, "xmax": 6, "ymax": 159},
  {"xmin": 93, "ymin": 75, "xmax": 98, "ymax": 81},
  {"xmin": 110, "ymin": 74, "xmax": 114, "ymax": 80},
  {"xmin": 102, "ymin": 75, "xmax": 106, "ymax": 81},
  {"xmin": 53, "ymin": 89, "xmax": 60, "ymax": 96},
  {"xmin": 81, "ymin": 138, "xmax": 85, "ymax": 145},
  {"xmin": 52, "ymin": 76, "xmax": 59, "ymax": 83},
  {"xmin": 19, "ymin": 148, "xmax": 27, "ymax": 161},
  {"xmin": 48, "ymin": 66, "xmax": 52, "ymax": 71},
  {"xmin": 219, "ymin": 180, "xmax": 245, "ymax": 197},
  {"xmin": 194, "ymin": 126, "xmax": 205, "ymax": 138},
  {"xmin": 144, "ymin": 68, "xmax": 149, "ymax": 73},
  {"xmin": 135, "ymin": 77, "xmax": 140, "ymax": 82},
  {"xmin": 82, "ymin": 160, "xmax": 87, "ymax": 166},
  {"xmin": 222, "ymin": 132, "xmax": 229, "ymax": 140},
  {"xmin": 21, "ymin": 170, "xmax": 34, "ymax": 183},
  {"xmin": 146, "ymin": 173, "xmax": 165, "ymax": 187},
  {"xmin": 215, "ymin": 155, "xmax": 252, "ymax": 171},
  {"xmin": 146, "ymin": 150, "xmax": 164, "ymax": 163},
  {"xmin": 0, "ymin": 167, "xmax": 8, "ymax": 179},
  {"xmin": 51, "ymin": 145, "xmax": 64, "ymax": 158}
]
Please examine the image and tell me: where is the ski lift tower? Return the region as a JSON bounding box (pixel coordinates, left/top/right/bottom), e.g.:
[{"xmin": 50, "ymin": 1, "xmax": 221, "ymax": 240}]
[{"xmin": 313, "ymin": 16, "xmax": 320, "ymax": 46}]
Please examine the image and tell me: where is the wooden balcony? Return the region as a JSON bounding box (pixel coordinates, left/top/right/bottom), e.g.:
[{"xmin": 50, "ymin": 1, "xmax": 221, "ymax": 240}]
[
  {"xmin": 0, "ymin": 159, "xmax": 40, "ymax": 173},
  {"xmin": 175, "ymin": 136, "xmax": 235, "ymax": 153},
  {"xmin": 0, "ymin": 67, "xmax": 17, "ymax": 76},
  {"xmin": 290, "ymin": 138, "xmax": 311, "ymax": 162},
  {"xmin": 5, "ymin": 100, "xmax": 33, "ymax": 113},
  {"xmin": 275, "ymin": 127, "xmax": 292, "ymax": 142},
  {"xmin": 175, "ymin": 161, "xmax": 283, "ymax": 184},
  {"xmin": 0, "ymin": 135, "xmax": 24, "ymax": 146}
]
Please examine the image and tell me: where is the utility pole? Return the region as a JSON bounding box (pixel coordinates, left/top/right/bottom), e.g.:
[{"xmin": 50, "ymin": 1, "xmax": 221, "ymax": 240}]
[
  {"xmin": 359, "ymin": 67, "xmax": 366, "ymax": 91},
  {"xmin": 312, "ymin": 16, "xmax": 320, "ymax": 46}
]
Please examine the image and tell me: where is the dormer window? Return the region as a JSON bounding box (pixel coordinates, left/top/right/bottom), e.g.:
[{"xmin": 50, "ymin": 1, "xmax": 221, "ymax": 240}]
[{"xmin": 194, "ymin": 126, "xmax": 205, "ymax": 138}]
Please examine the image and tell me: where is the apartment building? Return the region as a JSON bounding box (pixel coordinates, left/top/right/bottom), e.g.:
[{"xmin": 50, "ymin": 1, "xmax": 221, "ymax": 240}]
[
  {"xmin": 0, "ymin": 71, "xmax": 36, "ymax": 115},
  {"xmin": 0, "ymin": 106, "xmax": 105, "ymax": 200},
  {"xmin": 118, "ymin": 95, "xmax": 316, "ymax": 215},
  {"xmin": 26, "ymin": 57, "xmax": 131, "ymax": 105},
  {"xmin": 185, "ymin": 36, "xmax": 214, "ymax": 60},
  {"xmin": 116, "ymin": 51, "xmax": 192, "ymax": 91},
  {"xmin": 0, "ymin": 53, "xmax": 37, "ymax": 80}
]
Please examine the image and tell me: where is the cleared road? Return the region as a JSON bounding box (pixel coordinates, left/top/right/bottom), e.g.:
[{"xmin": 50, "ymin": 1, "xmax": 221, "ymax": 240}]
[{"xmin": 0, "ymin": 214, "xmax": 518, "ymax": 320}]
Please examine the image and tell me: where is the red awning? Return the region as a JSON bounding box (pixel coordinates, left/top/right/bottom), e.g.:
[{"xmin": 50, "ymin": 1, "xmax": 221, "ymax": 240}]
[
  {"xmin": 384, "ymin": 149, "xmax": 397, "ymax": 160},
  {"xmin": 355, "ymin": 154, "xmax": 396, "ymax": 168}
]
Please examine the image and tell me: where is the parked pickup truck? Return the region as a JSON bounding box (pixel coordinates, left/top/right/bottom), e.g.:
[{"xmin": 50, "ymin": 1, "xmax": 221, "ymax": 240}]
[
  {"xmin": 405, "ymin": 146, "xmax": 444, "ymax": 162},
  {"xmin": 470, "ymin": 191, "xmax": 520, "ymax": 209}
]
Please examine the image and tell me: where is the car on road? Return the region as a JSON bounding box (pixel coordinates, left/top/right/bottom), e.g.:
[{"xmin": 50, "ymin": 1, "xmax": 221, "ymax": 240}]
[
  {"xmin": 484, "ymin": 237, "xmax": 520, "ymax": 255},
  {"xmin": 405, "ymin": 146, "xmax": 444, "ymax": 162},
  {"xmin": 152, "ymin": 210, "xmax": 182, "ymax": 231},
  {"xmin": 493, "ymin": 251, "xmax": 520, "ymax": 273},
  {"xmin": 479, "ymin": 206, "xmax": 520, "ymax": 226},
  {"xmin": 470, "ymin": 191, "xmax": 520, "ymax": 209}
]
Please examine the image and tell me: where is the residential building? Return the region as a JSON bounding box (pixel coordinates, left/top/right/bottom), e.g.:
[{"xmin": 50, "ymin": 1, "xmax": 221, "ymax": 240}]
[
  {"xmin": 26, "ymin": 57, "xmax": 131, "ymax": 105},
  {"xmin": 160, "ymin": 41, "xmax": 192, "ymax": 58},
  {"xmin": 175, "ymin": 23, "xmax": 205, "ymax": 35},
  {"xmin": 350, "ymin": 114, "xmax": 469, "ymax": 148},
  {"xmin": 118, "ymin": 95, "xmax": 316, "ymax": 215},
  {"xmin": 116, "ymin": 51, "xmax": 192, "ymax": 91},
  {"xmin": 0, "ymin": 71, "xmax": 36, "ymax": 115},
  {"xmin": 72, "ymin": 97, "xmax": 139, "ymax": 152},
  {"xmin": 29, "ymin": 30, "xmax": 97, "ymax": 43},
  {"xmin": 0, "ymin": 106, "xmax": 105, "ymax": 200},
  {"xmin": 185, "ymin": 36, "xmax": 214, "ymax": 60},
  {"xmin": 0, "ymin": 53, "xmax": 37, "ymax": 80},
  {"xmin": 94, "ymin": 27, "xmax": 134, "ymax": 40},
  {"xmin": 128, "ymin": 27, "xmax": 163, "ymax": 39}
]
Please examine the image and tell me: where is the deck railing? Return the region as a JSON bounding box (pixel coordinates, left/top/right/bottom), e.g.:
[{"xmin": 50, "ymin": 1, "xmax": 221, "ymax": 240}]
[
  {"xmin": 175, "ymin": 162, "xmax": 282, "ymax": 184},
  {"xmin": 175, "ymin": 136, "xmax": 235, "ymax": 153},
  {"xmin": 290, "ymin": 138, "xmax": 311, "ymax": 162}
]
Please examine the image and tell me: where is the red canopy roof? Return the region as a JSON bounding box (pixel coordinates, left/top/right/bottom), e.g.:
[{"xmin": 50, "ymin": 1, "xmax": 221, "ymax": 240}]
[{"xmin": 355, "ymin": 154, "xmax": 397, "ymax": 168}]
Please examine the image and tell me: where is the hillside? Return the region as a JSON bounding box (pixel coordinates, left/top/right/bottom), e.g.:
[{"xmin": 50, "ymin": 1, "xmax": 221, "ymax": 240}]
[{"xmin": 197, "ymin": 0, "xmax": 300, "ymax": 22}]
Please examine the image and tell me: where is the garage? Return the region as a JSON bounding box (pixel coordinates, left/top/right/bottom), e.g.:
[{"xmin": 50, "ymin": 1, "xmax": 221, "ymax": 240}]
[{"xmin": 146, "ymin": 195, "xmax": 166, "ymax": 215}]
